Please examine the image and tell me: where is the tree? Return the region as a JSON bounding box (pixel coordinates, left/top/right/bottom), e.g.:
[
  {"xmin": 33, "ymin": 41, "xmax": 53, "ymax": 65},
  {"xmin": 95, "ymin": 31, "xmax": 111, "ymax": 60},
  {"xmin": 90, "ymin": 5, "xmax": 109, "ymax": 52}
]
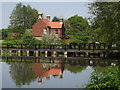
[
  {"xmin": 64, "ymin": 15, "xmax": 91, "ymax": 43},
  {"xmin": 9, "ymin": 3, "xmax": 38, "ymax": 33},
  {"xmin": 86, "ymin": 66, "xmax": 120, "ymax": 89},
  {"xmin": 88, "ymin": 2, "xmax": 120, "ymax": 45},
  {"xmin": 9, "ymin": 62, "xmax": 37, "ymax": 87},
  {"xmin": 21, "ymin": 29, "xmax": 39, "ymax": 46},
  {"xmin": 1, "ymin": 28, "xmax": 13, "ymax": 40},
  {"xmin": 41, "ymin": 32, "xmax": 66, "ymax": 45},
  {"xmin": 52, "ymin": 16, "xmax": 60, "ymax": 22},
  {"xmin": 65, "ymin": 64, "xmax": 87, "ymax": 73}
]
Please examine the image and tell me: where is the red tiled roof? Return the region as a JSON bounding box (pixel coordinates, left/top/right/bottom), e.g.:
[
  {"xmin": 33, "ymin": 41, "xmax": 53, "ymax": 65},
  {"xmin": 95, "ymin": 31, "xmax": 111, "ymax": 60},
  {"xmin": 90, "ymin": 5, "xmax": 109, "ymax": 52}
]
[
  {"xmin": 41, "ymin": 19, "xmax": 63, "ymax": 28},
  {"xmin": 42, "ymin": 19, "xmax": 50, "ymax": 26},
  {"xmin": 43, "ymin": 68, "xmax": 62, "ymax": 77},
  {"xmin": 32, "ymin": 63, "xmax": 62, "ymax": 78},
  {"xmin": 49, "ymin": 22, "xmax": 63, "ymax": 28}
]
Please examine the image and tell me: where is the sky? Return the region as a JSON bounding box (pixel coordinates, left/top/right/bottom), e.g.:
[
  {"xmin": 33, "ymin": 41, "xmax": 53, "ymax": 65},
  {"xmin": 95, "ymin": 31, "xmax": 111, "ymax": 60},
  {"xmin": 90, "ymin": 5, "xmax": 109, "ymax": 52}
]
[
  {"xmin": 1, "ymin": 0, "xmax": 119, "ymax": 29},
  {"xmin": 1, "ymin": 2, "xmax": 92, "ymax": 29}
]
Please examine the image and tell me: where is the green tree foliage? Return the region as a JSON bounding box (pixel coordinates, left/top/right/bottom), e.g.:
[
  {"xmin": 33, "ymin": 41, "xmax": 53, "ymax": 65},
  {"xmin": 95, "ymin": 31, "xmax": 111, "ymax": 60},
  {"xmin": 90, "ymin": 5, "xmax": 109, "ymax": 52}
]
[
  {"xmin": 9, "ymin": 3, "xmax": 38, "ymax": 33},
  {"xmin": 2, "ymin": 29, "xmax": 43, "ymax": 46},
  {"xmin": 52, "ymin": 16, "xmax": 60, "ymax": 22},
  {"xmin": 64, "ymin": 15, "xmax": 91, "ymax": 43},
  {"xmin": 1, "ymin": 28, "xmax": 13, "ymax": 40},
  {"xmin": 21, "ymin": 29, "xmax": 43, "ymax": 46},
  {"xmin": 86, "ymin": 66, "xmax": 120, "ymax": 89},
  {"xmin": 9, "ymin": 62, "xmax": 37, "ymax": 87},
  {"xmin": 88, "ymin": 2, "xmax": 120, "ymax": 45},
  {"xmin": 65, "ymin": 64, "xmax": 87, "ymax": 73},
  {"xmin": 42, "ymin": 32, "xmax": 67, "ymax": 45},
  {"xmin": 21, "ymin": 29, "xmax": 35, "ymax": 44},
  {"xmin": 92, "ymin": 66, "xmax": 109, "ymax": 73}
]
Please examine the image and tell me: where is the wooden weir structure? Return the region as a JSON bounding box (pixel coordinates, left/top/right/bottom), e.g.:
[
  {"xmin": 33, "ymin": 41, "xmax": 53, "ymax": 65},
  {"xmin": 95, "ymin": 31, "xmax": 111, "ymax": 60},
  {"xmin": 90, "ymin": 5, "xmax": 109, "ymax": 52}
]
[{"xmin": 0, "ymin": 43, "xmax": 116, "ymax": 58}]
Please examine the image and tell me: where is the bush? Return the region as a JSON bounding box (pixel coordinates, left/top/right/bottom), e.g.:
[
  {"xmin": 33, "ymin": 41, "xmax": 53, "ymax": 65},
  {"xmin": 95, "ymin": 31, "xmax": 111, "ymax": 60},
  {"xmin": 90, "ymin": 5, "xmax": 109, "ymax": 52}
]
[
  {"xmin": 86, "ymin": 66, "xmax": 120, "ymax": 89},
  {"xmin": 42, "ymin": 33, "xmax": 67, "ymax": 45}
]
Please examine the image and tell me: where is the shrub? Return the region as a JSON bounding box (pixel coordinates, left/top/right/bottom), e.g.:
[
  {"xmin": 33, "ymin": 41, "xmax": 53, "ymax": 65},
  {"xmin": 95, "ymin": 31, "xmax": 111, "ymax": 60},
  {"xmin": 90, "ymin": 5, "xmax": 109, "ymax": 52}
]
[{"xmin": 86, "ymin": 66, "xmax": 120, "ymax": 89}]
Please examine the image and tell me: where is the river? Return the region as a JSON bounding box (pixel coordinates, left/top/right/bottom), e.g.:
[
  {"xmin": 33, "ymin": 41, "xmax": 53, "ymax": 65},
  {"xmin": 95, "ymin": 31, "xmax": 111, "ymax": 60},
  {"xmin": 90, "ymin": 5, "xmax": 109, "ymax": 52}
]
[{"xmin": 1, "ymin": 57, "xmax": 119, "ymax": 88}]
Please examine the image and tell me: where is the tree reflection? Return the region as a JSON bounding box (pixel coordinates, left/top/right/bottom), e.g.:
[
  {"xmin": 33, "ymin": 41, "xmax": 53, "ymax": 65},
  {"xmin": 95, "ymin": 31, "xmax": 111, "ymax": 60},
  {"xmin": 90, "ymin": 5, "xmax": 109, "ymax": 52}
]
[
  {"xmin": 6, "ymin": 57, "xmax": 117, "ymax": 87},
  {"xmin": 9, "ymin": 62, "xmax": 37, "ymax": 87},
  {"xmin": 92, "ymin": 66, "xmax": 109, "ymax": 73},
  {"xmin": 65, "ymin": 64, "xmax": 87, "ymax": 73}
]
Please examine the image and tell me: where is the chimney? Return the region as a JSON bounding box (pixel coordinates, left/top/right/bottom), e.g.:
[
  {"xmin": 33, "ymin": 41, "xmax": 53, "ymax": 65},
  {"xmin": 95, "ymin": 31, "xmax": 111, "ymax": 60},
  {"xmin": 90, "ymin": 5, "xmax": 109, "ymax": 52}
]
[
  {"xmin": 60, "ymin": 16, "xmax": 63, "ymax": 22},
  {"xmin": 46, "ymin": 15, "xmax": 51, "ymax": 20},
  {"xmin": 38, "ymin": 12, "xmax": 43, "ymax": 19}
]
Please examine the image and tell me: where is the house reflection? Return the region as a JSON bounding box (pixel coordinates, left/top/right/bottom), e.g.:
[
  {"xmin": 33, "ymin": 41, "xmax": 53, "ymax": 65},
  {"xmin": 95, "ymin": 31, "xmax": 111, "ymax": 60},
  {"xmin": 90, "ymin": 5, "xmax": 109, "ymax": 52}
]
[{"xmin": 32, "ymin": 60, "xmax": 64, "ymax": 85}]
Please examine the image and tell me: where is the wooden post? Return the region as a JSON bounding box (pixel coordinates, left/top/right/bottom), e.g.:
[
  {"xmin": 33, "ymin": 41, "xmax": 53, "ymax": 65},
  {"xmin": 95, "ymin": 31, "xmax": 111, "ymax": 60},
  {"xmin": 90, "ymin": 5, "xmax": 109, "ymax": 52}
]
[
  {"xmin": 98, "ymin": 44, "xmax": 100, "ymax": 49},
  {"xmin": 11, "ymin": 44, "xmax": 12, "ymax": 48},
  {"xmin": 79, "ymin": 52, "xmax": 81, "ymax": 57},
  {"xmin": 78, "ymin": 44, "xmax": 80, "ymax": 50},
  {"xmin": 27, "ymin": 51, "xmax": 29, "ymax": 56},
  {"xmin": 35, "ymin": 44, "xmax": 37, "ymax": 50},
  {"xmin": 65, "ymin": 45, "xmax": 67, "ymax": 51},
  {"xmin": 98, "ymin": 53, "xmax": 100, "ymax": 57},
  {"xmin": 86, "ymin": 52, "xmax": 89, "ymax": 57},
  {"xmin": 9, "ymin": 50, "xmax": 12, "ymax": 56},
  {"xmin": 103, "ymin": 52, "xmax": 106, "ymax": 58},
  {"xmin": 36, "ymin": 51, "xmax": 39, "ymax": 57},
  {"xmin": 83, "ymin": 52, "xmax": 86, "ymax": 57},
  {"xmin": 93, "ymin": 43, "xmax": 95, "ymax": 51},
  {"xmin": 74, "ymin": 44, "xmax": 76, "ymax": 49},
  {"xmin": 53, "ymin": 45, "xmax": 54, "ymax": 49},
  {"xmin": 88, "ymin": 44, "xmax": 90, "ymax": 49},
  {"xmin": 21, "ymin": 44, "xmax": 23, "ymax": 49},
  {"xmin": 50, "ymin": 45, "xmax": 51, "ymax": 50},
  {"xmin": 64, "ymin": 51, "xmax": 67, "ymax": 57},
  {"xmin": 45, "ymin": 51, "xmax": 48, "ymax": 55},
  {"xmin": 45, "ymin": 51, "xmax": 48, "ymax": 57},
  {"xmin": 69, "ymin": 44, "xmax": 71, "ymax": 49},
  {"xmin": 53, "ymin": 51, "xmax": 57, "ymax": 55},
  {"xmin": 103, "ymin": 44, "xmax": 106, "ymax": 50},
  {"xmin": 84, "ymin": 43, "xmax": 86, "ymax": 49},
  {"xmin": 0, "ymin": 50, "xmax": 3, "ymax": 56},
  {"xmin": 7, "ymin": 44, "xmax": 9, "ymax": 49},
  {"xmin": 18, "ymin": 50, "xmax": 22, "ymax": 56},
  {"xmin": 52, "ymin": 51, "xmax": 57, "ymax": 57},
  {"xmin": 88, "ymin": 52, "xmax": 90, "ymax": 57}
]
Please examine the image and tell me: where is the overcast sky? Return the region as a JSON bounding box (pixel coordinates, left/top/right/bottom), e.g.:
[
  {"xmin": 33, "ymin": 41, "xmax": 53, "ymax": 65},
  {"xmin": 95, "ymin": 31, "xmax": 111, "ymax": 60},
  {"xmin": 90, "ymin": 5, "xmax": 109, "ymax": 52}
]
[{"xmin": 1, "ymin": 2, "xmax": 92, "ymax": 29}]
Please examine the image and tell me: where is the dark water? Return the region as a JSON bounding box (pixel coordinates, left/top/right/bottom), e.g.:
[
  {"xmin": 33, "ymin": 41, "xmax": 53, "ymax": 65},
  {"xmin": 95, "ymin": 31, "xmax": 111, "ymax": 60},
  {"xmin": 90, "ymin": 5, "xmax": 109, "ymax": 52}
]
[{"xmin": 2, "ymin": 58, "xmax": 118, "ymax": 88}]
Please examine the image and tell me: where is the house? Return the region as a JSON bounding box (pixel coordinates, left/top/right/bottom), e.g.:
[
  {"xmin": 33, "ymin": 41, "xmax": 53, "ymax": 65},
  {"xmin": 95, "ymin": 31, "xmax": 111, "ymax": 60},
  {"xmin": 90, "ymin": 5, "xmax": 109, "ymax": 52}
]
[
  {"xmin": 32, "ymin": 12, "xmax": 65, "ymax": 40},
  {"xmin": 32, "ymin": 60, "xmax": 64, "ymax": 85}
]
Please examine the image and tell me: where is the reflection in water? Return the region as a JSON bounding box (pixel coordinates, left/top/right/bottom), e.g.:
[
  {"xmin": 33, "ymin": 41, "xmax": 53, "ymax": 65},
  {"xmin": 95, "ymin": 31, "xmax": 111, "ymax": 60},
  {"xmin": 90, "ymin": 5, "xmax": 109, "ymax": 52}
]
[
  {"xmin": 65, "ymin": 65, "xmax": 87, "ymax": 73},
  {"xmin": 9, "ymin": 62, "xmax": 37, "ymax": 87},
  {"xmin": 3, "ymin": 57, "xmax": 118, "ymax": 87},
  {"xmin": 32, "ymin": 60, "xmax": 64, "ymax": 85}
]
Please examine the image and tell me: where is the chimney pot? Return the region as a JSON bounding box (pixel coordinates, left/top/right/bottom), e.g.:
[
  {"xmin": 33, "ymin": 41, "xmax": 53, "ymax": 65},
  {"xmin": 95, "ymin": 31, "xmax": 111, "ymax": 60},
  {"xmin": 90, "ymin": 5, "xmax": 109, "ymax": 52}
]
[
  {"xmin": 46, "ymin": 15, "xmax": 51, "ymax": 20},
  {"xmin": 60, "ymin": 16, "xmax": 63, "ymax": 22},
  {"xmin": 38, "ymin": 12, "xmax": 43, "ymax": 19}
]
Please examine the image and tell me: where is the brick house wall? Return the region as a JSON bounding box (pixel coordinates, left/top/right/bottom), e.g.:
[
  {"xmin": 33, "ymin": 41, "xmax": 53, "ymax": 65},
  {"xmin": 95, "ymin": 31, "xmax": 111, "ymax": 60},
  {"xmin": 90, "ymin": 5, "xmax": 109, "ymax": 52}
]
[
  {"xmin": 32, "ymin": 19, "xmax": 48, "ymax": 37},
  {"xmin": 32, "ymin": 18, "xmax": 65, "ymax": 39}
]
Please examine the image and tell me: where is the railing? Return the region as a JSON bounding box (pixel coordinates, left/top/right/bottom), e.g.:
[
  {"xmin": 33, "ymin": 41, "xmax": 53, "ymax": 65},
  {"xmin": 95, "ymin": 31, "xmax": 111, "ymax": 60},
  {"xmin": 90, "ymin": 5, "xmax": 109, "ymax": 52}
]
[{"xmin": 0, "ymin": 43, "xmax": 116, "ymax": 51}]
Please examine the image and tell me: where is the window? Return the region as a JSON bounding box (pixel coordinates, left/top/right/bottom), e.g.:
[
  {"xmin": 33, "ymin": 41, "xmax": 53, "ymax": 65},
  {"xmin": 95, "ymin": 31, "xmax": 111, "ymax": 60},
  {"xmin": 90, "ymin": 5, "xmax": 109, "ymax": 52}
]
[
  {"xmin": 55, "ymin": 30, "xmax": 58, "ymax": 34},
  {"xmin": 43, "ymin": 28, "xmax": 47, "ymax": 34}
]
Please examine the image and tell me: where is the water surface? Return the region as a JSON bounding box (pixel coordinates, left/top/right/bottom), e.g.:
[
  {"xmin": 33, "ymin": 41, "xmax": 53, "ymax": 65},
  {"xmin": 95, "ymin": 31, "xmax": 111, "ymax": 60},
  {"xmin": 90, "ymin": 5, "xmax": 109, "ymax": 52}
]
[{"xmin": 2, "ymin": 58, "xmax": 118, "ymax": 88}]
